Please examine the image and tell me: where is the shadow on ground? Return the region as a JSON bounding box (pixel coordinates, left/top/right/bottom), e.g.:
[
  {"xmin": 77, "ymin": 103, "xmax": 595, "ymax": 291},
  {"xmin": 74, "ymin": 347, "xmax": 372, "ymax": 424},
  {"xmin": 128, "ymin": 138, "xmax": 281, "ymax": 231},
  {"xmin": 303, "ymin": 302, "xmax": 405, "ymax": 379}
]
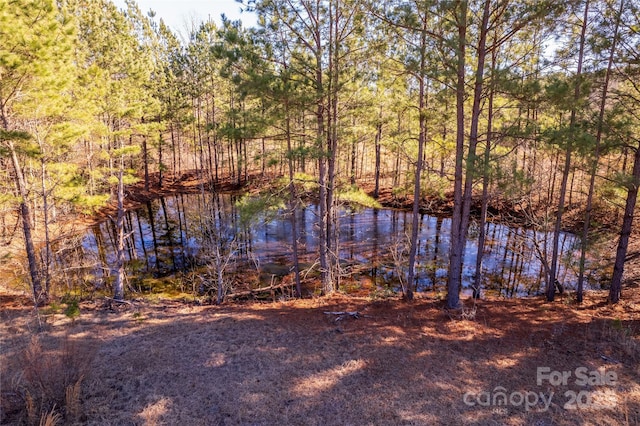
[{"xmin": 1, "ymin": 292, "xmax": 639, "ymax": 425}]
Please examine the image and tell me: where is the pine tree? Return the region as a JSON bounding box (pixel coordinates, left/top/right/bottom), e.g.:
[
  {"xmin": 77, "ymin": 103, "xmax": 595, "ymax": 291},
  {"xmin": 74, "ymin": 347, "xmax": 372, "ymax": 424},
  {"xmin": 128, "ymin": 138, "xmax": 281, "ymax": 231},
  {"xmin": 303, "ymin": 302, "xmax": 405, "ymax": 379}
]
[
  {"xmin": 69, "ymin": 0, "xmax": 156, "ymax": 300},
  {"xmin": 0, "ymin": 0, "xmax": 75, "ymax": 304},
  {"xmin": 609, "ymin": 0, "xmax": 640, "ymax": 303}
]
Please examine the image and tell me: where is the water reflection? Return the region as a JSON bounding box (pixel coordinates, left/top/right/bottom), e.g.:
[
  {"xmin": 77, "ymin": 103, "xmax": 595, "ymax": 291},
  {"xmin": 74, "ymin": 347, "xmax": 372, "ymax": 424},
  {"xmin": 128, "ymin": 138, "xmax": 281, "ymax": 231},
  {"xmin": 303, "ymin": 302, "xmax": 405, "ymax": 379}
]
[{"xmin": 78, "ymin": 193, "xmax": 581, "ymax": 297}]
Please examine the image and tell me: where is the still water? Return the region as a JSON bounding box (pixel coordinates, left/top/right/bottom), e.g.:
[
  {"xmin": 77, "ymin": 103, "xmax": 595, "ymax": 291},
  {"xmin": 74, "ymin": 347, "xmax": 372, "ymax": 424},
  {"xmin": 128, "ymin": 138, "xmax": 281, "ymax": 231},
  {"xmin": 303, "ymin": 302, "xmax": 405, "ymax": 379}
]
[{"xmin": 74, "ymin": 192, "xmax": 581, "ymax": 297}]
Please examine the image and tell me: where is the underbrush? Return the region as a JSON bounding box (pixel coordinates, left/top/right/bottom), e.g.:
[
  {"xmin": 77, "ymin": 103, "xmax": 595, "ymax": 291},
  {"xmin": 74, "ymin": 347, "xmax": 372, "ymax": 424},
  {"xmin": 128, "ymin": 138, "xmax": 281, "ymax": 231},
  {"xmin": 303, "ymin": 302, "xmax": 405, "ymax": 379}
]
[
  {"xmin": 604, "ymin": 319, "xmax": 640, "ymax": 362},
  {"xmin": 3, "ymin": 334, "xmax": 96, "ymax": 425}
]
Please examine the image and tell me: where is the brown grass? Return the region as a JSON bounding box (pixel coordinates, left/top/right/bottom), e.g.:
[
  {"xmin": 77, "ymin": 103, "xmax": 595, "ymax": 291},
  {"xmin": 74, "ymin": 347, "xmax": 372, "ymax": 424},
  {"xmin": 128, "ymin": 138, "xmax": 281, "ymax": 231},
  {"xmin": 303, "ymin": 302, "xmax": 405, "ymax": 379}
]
[
  {"xmin": 38, "ymin": 409, "xmax": 62, "ymax": 426},
  {"xmin": 1, "ymin": 289, "xmax": 639, "ymax": 426},
  {"xmin": 0, "ymin": 309, "xmax": 96, "ymax": 425}
]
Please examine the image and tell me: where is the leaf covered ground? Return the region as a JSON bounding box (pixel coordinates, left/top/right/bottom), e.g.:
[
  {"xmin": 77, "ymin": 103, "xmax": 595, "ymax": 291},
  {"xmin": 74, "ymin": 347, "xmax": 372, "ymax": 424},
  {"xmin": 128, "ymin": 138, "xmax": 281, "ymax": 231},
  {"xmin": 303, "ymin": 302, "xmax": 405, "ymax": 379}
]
[{"xmin": 1, "ymin": 289, "xmax": 639, "ymax": 425}]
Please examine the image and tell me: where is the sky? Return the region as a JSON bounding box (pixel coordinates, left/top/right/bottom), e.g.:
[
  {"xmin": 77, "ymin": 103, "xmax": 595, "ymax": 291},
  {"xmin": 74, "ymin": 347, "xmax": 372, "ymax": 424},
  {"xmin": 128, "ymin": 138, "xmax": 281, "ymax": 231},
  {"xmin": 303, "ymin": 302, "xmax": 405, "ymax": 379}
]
[{"xmin": 111, "ymin": 0, "xmax": 257, "ymax": 35}]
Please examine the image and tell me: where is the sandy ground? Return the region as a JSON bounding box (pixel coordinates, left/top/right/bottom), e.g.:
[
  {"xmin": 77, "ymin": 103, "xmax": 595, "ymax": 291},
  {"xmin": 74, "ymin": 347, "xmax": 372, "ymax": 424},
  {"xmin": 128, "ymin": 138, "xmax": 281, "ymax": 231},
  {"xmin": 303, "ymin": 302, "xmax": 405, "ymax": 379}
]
[{"xmin": 1, "ymin": 290, "xmax": 638, "ymax": 426}]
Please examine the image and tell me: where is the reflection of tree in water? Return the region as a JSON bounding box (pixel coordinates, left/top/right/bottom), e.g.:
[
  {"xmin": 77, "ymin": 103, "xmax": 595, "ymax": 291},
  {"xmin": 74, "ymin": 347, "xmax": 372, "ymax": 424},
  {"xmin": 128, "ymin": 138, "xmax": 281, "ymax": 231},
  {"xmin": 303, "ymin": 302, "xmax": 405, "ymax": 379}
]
[
  {"xmin": 49, "ymin": 234, "xmax": 100, "ymax": 293},
  {"xmin": 76, "ymin": 193, "xmax": 582, "ymax": 298}
]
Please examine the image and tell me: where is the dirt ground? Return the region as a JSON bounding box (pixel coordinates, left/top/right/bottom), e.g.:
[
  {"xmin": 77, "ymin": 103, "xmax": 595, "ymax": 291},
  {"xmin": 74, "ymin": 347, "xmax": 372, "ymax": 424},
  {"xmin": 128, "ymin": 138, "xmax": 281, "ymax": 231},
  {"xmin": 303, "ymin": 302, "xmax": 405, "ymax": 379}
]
[
  {"xmin": 1, "ymin": 289, "xmax": 639, "ymax": 426},
  {"xmin": 1, "ymin": 172, "xmax": 639, "ymax": 425}
]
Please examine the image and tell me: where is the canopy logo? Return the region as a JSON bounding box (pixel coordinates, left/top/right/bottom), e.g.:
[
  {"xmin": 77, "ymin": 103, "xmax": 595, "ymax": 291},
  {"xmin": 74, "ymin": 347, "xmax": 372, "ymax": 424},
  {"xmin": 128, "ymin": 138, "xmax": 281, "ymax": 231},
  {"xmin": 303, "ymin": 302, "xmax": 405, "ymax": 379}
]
[
  {"xmin": 462, "ymin": 366, "xmax": 618, "ymax": 411},
  {"xmin": 537, "ymin": 366, "xmax": 617, "ymax": 387}
]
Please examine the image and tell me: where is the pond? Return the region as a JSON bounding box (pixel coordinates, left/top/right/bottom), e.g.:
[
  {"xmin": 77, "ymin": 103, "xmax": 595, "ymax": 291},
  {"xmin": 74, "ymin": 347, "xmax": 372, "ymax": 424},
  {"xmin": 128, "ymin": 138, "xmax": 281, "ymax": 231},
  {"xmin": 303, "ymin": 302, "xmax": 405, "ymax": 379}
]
[{"xmin": 64, "ymin": 192, "xmax": 585, "ymax": 298}]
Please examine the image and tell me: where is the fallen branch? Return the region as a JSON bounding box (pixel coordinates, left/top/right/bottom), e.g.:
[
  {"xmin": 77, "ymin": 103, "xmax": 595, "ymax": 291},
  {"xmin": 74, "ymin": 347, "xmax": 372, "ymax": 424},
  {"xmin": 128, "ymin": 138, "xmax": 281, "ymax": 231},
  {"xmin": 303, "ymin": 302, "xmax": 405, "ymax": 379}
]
[
  {"xmin": 323, "ymin": 311, "xmax": 363, "ymax": 321},
  {"xmin": 104, "ymin": 297, "xmax": 135, "ymax": 309},
  {"xmin": 226, "ymin": 281, "xmax": 295, "ymax": 299},
  {"xmin": 104, "ymin": 297, "xmax": 134, "ymax": 305}
]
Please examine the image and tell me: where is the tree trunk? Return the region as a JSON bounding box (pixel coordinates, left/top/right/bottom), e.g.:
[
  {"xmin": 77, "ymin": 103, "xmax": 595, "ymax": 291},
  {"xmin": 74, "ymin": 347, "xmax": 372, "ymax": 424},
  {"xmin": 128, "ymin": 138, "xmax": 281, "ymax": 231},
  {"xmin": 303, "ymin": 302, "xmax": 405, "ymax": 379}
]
[
  {"xmin": 170, "ymin": 122, "xmax": 177, "ymax": 180},
  {"xmin": 447, "ymin": 0, "xmax": 468, "ymax": 309},
  {"xmin": 8, "ymin": 142, "xmax": 43, "ymax": 304},
  {"xmin": 406, "ymin": 23, "xmax": 429, "ymax": 301},
  {"xmin": 113, "ymin": 167, "xmax": 126, "ymax": 301},
  {"xmin": 142, "ymin": 133, "xmax": 149, "ymax": 192},
  {"xmin": 300, "ymin": 112, "xmax": 306, "ymax": 173},
  {"xmin": 316, "ymin": 34, "xmax": 330, "ymax": 293},
  {"xmin": 40, "ymin": 157, "xmax": 52, "ymax": 299},
  {"xmin": 473, "ymin": 36, "xmax": 496, "ymax": 299},
  {"xmin": 350, "ymin": 116, "xmax": 357, "ymax": 186},
  {"xmin": 457, "ymin": 0, "xmax": 490, "ymax": 303},
  {"xmin": 610, "ymin": 140, "xmax": 640, "ymax": 303},
  {"xmin": 158, "ymin": 132, "xmax": 164, "ymax": 188},
  {"xmin": 373, "ymin": 112, "xmax": 382, "ymax": 199},
  {"xmin": 285, "ymin": 97, "xmax": 302, "ymax": 297},
  {"xmin": 325, "ymin": 0, "xmax": 340, "ymax": 293},
  {"xmin": 578, "ymin": 0, "xmax": 622, "ymax": 303},
  {"xmin": 547, "ymin": 0, "xmax": 589, "ymax": 302},
  {"xmin": 216, "ymin": 255, "xmax": 225, "ymax": 304}
]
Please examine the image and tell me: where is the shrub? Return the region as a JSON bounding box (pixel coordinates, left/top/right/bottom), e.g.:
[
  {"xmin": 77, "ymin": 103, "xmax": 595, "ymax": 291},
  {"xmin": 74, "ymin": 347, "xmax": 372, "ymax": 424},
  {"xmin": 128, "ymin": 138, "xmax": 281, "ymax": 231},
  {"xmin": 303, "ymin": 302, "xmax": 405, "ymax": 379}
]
[{"xmin": 10, "ymin": 334, "xmax": 96, "ymax": 424}]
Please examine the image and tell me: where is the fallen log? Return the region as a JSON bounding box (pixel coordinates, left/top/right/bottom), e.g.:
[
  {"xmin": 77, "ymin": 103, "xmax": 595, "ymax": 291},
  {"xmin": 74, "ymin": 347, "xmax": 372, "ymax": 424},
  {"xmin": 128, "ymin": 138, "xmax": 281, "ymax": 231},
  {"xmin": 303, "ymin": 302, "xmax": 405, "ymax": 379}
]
[
  {"xmin": 104, "ymin": 296, "xmax": 134, "ymax": 306},
  {"xmin": 323, "ymin": 311, "xmax": 364, "ymax": 321},
  {"xmin": 226, "ymin": 281, "xmax": 296, "ymax": 299}
]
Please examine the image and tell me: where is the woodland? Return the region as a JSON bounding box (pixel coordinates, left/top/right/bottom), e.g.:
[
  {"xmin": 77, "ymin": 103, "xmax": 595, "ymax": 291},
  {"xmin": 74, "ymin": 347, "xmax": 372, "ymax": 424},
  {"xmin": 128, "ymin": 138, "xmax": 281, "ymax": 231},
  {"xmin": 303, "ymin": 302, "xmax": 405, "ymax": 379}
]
[
  {"xmin": 1, "ymin": 0, "xmax": 640, "ymax": 424},
  {"xmin": 1, "ymin": 0, "xmax": 640, "ymax": 306}
]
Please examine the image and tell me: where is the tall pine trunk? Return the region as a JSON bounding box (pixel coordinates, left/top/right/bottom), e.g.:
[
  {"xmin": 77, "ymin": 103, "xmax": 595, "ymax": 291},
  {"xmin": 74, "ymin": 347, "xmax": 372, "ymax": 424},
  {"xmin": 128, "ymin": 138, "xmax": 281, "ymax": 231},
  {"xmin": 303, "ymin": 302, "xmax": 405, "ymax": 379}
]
[
  {"xmin": 285, "ymin": 95, "xmax": 302, "ymax": 296},
  {"xmin": 458, "ymin": 0, "xmax": 490, "ymax": 302},
  {"xmin": 40, "ymin": 157, "xmax": 52, "ymax": 298},
  {"xmin": 577, "ymin": 0, "xmax": 622, "ymax": 303},
  {"xmin": 373, "ymin": 108, "xmax": 382, "ymax": 199},
  {"xmin": 315, "ymin": 27, "xmax": 331, "ymax": 293},
  {"xmin": 547, "ymin": 0, "xmax": 589, "ymax": 301},
  {"xmin": 113, "ymin": 165, "xmax": 126, "ymax": 301},
  {"xmin": 142, "ymin": 132, "xmax": 149, "ymax": 191},
  {"xmin": 406, "ymin": 23, "xmax": 429, "ymax": 301},
  {"xmin": 9, "ymin": 141, "xmax": 44, "ymax": 305},
  {"xmin": 473, "ymin": 39, "xmax": 496, "ymax": 299},
  {"xmin": 325, "ymin": 0, "xmax": 340, "ymax": 293},
  {"xmin": 447, "ymin": 0, "xmax": 468, "ymax": 310},
  {"xmin": 609, "ymin": 140, "xmax": 640, "ymax": 303}
]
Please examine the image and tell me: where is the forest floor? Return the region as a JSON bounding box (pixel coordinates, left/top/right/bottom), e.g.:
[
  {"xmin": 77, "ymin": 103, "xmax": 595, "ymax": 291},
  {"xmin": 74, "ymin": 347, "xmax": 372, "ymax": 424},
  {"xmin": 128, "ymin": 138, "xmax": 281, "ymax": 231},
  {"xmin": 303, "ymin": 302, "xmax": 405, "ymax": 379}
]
[
  {"xmin": 1, "ymin": 171, "xmax": 639, "ymax": 425},
  {"xmin": 0, "ymin": 289, "xmax": 639, "ymax": 425}
]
